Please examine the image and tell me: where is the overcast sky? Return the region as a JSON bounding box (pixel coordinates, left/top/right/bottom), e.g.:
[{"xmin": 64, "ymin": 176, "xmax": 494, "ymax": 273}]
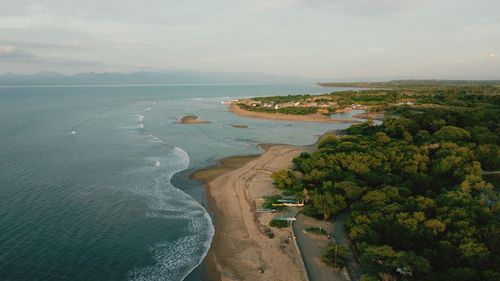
[{"xmin": 0, "ymin": 0, "xmax": 499, "ymax": 80}]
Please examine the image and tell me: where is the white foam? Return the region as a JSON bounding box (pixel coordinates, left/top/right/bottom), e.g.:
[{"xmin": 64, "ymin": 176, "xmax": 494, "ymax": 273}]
[
  {"xmin": 138, "ymin": 123, "xmax": 144, "ymax": 129},
  {"xmin": 127, "ymin": 146, "xmax": 214, "ymax": 281},
  {"xmin": 129, "ymin": 202, "xmax": 213, "ymax": 281},
  {"xmin": 137, "ymin": 114, "xmax": 145, "ymax": 122},
  {"xmin": 172, "ymin": 146, "xmax": 190, "ymax": 169},
  {"xmin": 147, "ymin": 135, "xmax": 164, "ymax": 144},
  {"xmin": 70, "ymin": 130, "xmax": 76, "ymax": 135}
]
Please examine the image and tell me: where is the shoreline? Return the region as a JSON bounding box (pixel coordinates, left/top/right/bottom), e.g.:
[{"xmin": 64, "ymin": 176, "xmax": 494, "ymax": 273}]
[
  {"xmin": 192, "ymin": 154, "xmax": 260, "ymax": 281},
  {"xmin": 193, "ymin": 145, "xmax": 311, "ymax": 281},
  {"xmin": 229, "ymin": 102, "xmax": 359, "ymax": 124}
]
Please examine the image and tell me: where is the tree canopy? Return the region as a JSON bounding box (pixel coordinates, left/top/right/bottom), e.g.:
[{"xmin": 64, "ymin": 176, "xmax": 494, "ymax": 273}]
[{"xmin": 272, "ymin": 92, "xmax": 499, "ymax": 280}]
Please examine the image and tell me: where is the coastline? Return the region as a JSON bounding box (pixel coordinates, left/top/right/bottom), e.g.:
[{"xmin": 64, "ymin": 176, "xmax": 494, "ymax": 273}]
[
  {"xmin": 229, "ymin": 102, "xmax": 359, "ymax": 124},
  {"xmin": 193, "ymin": 145, "xmax": 311, "ymax": 281}
]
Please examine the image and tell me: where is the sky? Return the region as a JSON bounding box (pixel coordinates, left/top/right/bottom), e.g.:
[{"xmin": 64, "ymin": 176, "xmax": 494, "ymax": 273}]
[{"xmin": 0, "ymin": 0, "xmax": 499, "ymax": 80}]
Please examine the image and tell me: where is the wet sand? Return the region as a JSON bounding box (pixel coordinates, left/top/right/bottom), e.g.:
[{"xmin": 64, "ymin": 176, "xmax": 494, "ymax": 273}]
[
  {"xmin": 192, "ymin": 155, "xmax": 259, "ymax": 183},
  {"xmin": 193, "ymin": 145, "xmax": 311, "ymax": 281}
]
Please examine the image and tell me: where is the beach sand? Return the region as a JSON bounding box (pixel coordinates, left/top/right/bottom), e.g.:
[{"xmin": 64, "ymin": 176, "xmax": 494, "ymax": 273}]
[
  {"xmin": 180, "ymin": 115, "xmax": 210, "ymax": 124},
  {"xmin": 229, "ymin": 102, "xmax": 358, "ymax": 124},
  {"xmin": 193, "ymin": 155, "xmax": 259, "ymax": 182},
  {"xmin": 193, "ymin": 145, "xmax": 311, "ymax": 281}
]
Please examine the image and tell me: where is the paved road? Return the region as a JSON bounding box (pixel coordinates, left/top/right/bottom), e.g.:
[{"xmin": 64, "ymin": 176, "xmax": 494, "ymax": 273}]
[
  {"xmin": 333, "ymin": 213, "xmax": 362, "ymax": 281},
  {"xmin": 293, "ymin": 214, "xmax": 348, "ymax": 281}
]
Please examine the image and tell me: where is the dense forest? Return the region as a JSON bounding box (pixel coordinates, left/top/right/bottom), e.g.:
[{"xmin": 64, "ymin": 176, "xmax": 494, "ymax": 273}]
[{"xmin": 271, "ymin": 86, "xmax": 500, "ymax": 281}]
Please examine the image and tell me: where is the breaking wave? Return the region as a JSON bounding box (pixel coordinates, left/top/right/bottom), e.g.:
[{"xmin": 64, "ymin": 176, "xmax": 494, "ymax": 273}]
[{"xmin": 127, "ymin": 146, "xmax": 214, "ymax": 281}]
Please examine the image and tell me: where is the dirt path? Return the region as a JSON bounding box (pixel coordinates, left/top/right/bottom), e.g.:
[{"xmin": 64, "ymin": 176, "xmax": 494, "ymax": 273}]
[
  {"xmin": 293, "ymin": 214, "xmax": 348, "ymax": 281},
  {"xmin": 333, "ymin": 213, "xmax": 361, "ymax": 281}
]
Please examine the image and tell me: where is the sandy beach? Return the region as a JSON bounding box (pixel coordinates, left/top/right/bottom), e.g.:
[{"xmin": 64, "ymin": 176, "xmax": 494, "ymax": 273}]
[
  {"xmin": 180, "ymin": 115, "xmax": 210, "ymax": 124},
  {"xmin": 194, "ymin": 145, "xmax": 311, "ymax": 281},
  {"xmin": 229, "ymin": 102, "xmax": 359, "ymax": 124}
]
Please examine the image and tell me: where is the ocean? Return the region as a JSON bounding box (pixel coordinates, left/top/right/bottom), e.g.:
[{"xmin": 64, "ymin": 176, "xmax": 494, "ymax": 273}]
[{"xmin": 0, "ymin": 84, "xmax": 362, "ymax": 281}]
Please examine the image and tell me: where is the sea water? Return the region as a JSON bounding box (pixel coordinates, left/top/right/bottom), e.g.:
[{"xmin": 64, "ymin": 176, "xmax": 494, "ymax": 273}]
[{"xmin": 0, "ymin": 84, "xmax": 362, "ymax": 281}]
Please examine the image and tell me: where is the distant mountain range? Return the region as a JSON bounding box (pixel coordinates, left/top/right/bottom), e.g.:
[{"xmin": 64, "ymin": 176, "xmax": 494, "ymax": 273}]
[{"xmin": 0, "ymin": 71, "xmax": 315, "ymax": 86}]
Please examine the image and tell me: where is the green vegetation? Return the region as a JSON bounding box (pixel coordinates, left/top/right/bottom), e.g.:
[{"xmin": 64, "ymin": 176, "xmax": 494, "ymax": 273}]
[
  {"xmin": 262, "ymin": 195, "xmax": 287, "ymax": 211},
  {"xmin": 238, "ymin": 80, "xmax": 500, "ymax": 117},
  {"xmin": 238, "ymin": 103, "xmax": 319, "ymax": 115},
  {"xmin": 330, "ymin": 91, "xmax": 399, "ymax": 107},
  {"xmin": 270, "ymin": 219, "xmax": 289, "ymax": 228},
  {"xmin": 270, "ymin": 83, "xmax": 500, "ymax": 280},
  {"xmin": 253, "ymin": 94, "xmax": 312, "ymax": 103},
  {"xmin": 306, "ymin": 226, "xmax": 328, "ymax": 235},
  {"xmin": 322, "ymin": 243, "xmax": 351, "ymax": 269}
]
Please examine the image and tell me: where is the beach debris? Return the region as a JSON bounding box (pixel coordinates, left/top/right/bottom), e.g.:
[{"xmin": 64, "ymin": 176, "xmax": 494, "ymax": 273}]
[{"xmin": 272, "ymin": 202, "xmax": 304, "ymax": 207}]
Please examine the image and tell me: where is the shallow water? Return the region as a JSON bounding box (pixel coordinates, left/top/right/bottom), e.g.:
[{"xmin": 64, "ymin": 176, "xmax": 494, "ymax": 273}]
[{"xmin": 0, "ymin": 84, "xmax": 362, "ymax": 281}]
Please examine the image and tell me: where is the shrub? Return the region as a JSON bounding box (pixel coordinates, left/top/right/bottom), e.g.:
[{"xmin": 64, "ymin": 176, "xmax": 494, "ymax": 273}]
[
  {"xmin": 270, "ymin": 219, "xmax": 289, "ymax": 228},
  {"xmin": 306, "ymin": 227, "xmax": 328, "ymax": 235}
]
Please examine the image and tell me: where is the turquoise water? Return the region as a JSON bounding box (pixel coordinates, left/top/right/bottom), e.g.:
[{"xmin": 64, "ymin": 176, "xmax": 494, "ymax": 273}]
[{"xmin": 0, "ymin": 84, "xmax": 361, "ymax": 281}]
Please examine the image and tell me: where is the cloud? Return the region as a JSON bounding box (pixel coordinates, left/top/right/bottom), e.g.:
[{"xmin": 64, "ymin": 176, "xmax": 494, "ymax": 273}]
[
  {"xmin": 0, "ymin": 45, "xmax": 15, "ymax": 54},
  {"xmin": 0, "ymin": 39, "xmax": 84, "ymax": 50},
  {"xmin": 286, "ymin": 0, "xmax": 429, "ymax": 17},
  {"xmin": 0, "ymin": 44, "xmax": 100, "ymax": 68},
  {"xmin": 45, "ymin": 58, "xmax": 102, "ymax": 67},
  {"xmin": 0, "ymin": 0, "xmax": 499, "ymax": 78},
  {"xmin": 0, "ymin": 45, "xmax": 35, "ymax": 59},
  {"xmin": 254, "ymin": 0, "xmax": 298, "ymax": 11}
]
